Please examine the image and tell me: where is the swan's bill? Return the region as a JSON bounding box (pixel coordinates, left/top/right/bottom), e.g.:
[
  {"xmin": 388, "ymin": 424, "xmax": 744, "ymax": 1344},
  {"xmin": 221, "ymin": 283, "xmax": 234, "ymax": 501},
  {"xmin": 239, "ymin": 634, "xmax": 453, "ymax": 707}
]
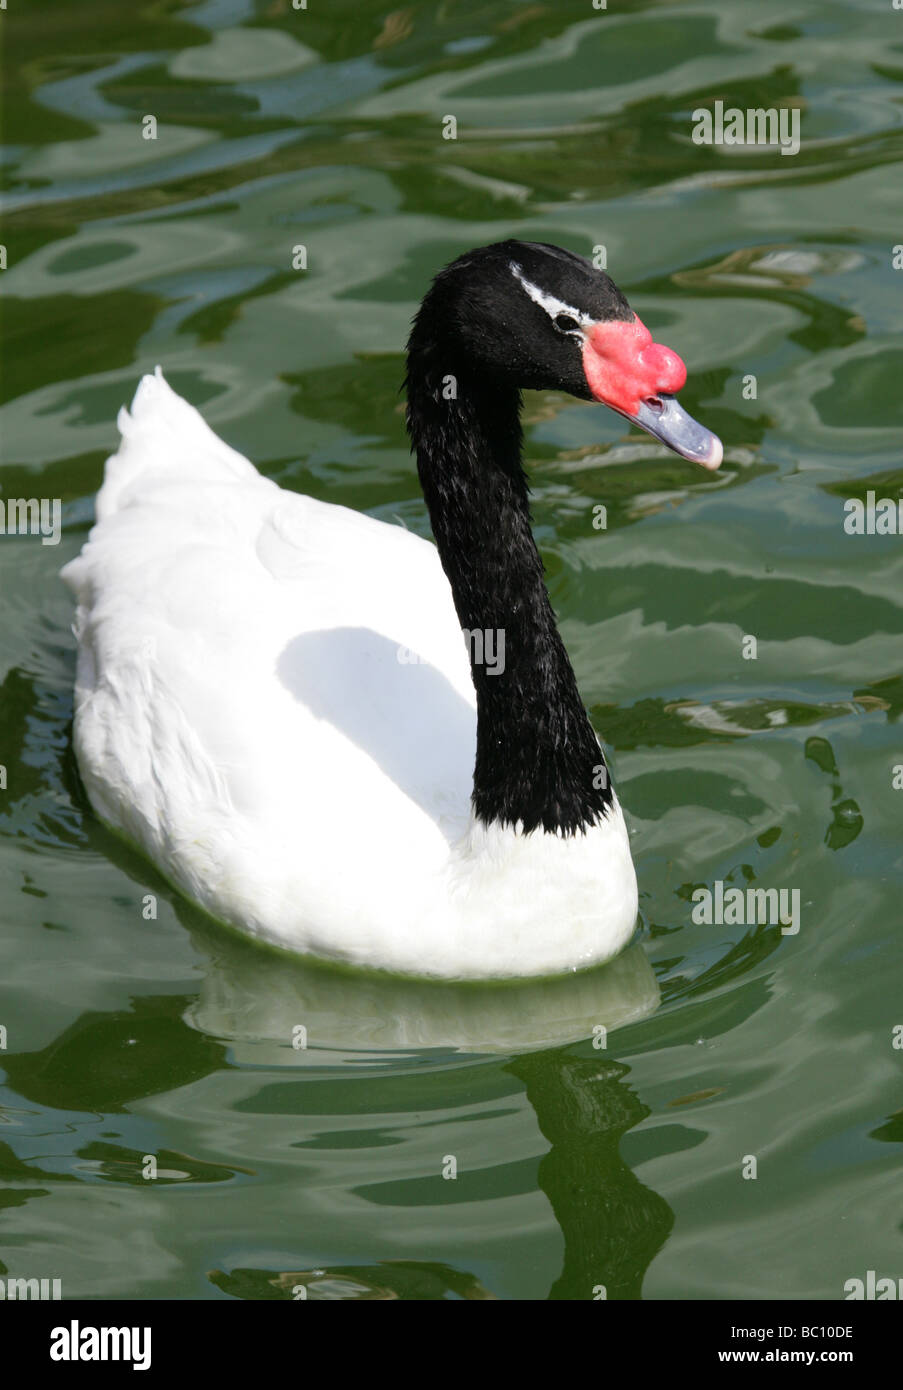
[
  {"xmin": 581, "ymin": 314, "xmax": 723, "ymax": 470},
  {"xmin": 631, "ymin": 393, "xmax": 724, "ymax": 470}
]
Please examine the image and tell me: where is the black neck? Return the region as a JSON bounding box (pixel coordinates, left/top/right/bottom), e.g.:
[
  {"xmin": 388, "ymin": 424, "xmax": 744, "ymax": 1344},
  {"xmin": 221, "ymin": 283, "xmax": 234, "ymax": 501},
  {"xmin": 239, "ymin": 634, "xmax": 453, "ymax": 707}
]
[{"xmin": 405, "ymin": 352, "xmax": 613, "ymax": 835}]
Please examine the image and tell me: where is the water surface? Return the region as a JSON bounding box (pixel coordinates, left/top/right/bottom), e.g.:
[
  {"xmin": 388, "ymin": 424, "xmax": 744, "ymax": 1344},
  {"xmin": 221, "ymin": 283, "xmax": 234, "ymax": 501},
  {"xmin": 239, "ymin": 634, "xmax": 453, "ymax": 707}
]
[{"xmin": 1, "ymin": 0, "xmax": 902, "ymax": 1299}]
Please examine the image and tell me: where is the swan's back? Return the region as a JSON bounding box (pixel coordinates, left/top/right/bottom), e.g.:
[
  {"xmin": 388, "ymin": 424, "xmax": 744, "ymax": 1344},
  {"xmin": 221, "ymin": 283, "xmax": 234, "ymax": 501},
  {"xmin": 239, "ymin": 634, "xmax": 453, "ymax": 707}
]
[{"xmin": 63, "ymin": 372, "xmax": 478, "ymax": 964}]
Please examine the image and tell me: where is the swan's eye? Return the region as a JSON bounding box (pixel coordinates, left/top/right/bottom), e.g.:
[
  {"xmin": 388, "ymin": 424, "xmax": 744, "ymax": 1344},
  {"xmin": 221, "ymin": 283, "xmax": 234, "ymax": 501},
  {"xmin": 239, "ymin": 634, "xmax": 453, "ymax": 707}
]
[{"xmin": 554, "ymin": 313, "xmax": 580, "ymax": 334}]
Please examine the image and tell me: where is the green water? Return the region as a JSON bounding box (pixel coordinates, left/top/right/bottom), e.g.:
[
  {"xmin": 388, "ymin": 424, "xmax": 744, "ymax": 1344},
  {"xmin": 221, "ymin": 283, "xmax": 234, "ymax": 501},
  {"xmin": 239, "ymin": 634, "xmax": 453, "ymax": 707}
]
[{"xmin": 1, "ymin": 0, "xmax": 902, "ymax": 1301}]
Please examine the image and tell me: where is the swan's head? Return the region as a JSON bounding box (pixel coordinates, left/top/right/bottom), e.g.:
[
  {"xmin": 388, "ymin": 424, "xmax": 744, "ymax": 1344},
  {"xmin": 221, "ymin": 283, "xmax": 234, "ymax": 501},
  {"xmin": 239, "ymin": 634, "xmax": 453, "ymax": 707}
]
[{"xmin": 413, "ymin": 239, "xmax": 722, "ymax": 470}]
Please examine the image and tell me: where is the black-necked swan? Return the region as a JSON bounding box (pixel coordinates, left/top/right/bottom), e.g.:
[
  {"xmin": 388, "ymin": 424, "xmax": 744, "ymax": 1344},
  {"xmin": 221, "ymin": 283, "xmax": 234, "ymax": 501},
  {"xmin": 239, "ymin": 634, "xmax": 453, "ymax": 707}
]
[{"xmin": 62, "ymin": 240, "xmax": 721, "ymax": 980}]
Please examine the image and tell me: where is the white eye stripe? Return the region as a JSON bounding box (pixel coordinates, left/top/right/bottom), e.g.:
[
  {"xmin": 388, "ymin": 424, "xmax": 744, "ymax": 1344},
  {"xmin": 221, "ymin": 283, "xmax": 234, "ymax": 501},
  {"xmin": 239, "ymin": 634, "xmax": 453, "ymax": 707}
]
[{"xmin": 509, "ymin": 261, "xmax": 591, "ymax": 330}]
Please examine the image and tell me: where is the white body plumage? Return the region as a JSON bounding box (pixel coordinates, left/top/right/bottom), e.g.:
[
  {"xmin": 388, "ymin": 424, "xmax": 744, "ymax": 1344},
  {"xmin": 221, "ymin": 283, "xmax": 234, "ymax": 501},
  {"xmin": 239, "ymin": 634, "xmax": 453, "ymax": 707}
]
[{"xmin": 62, "ymin": 370, "xmax": 638, "ymax": 978}]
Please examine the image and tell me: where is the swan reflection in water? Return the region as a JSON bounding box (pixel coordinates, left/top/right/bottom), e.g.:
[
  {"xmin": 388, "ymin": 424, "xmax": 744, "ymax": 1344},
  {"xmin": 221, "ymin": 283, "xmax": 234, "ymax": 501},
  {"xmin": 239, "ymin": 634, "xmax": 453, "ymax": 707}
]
[{"xmin": 185, "ymin": 922, "xmax": 674, "ymax": 1300}]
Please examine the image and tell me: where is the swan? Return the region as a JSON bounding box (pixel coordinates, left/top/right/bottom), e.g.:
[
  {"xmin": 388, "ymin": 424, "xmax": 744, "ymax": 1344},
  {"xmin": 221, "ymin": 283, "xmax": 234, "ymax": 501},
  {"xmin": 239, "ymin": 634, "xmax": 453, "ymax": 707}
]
[{"xmin": 62, "ymin": 240, "xmax": 721, "ymax": 980}]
